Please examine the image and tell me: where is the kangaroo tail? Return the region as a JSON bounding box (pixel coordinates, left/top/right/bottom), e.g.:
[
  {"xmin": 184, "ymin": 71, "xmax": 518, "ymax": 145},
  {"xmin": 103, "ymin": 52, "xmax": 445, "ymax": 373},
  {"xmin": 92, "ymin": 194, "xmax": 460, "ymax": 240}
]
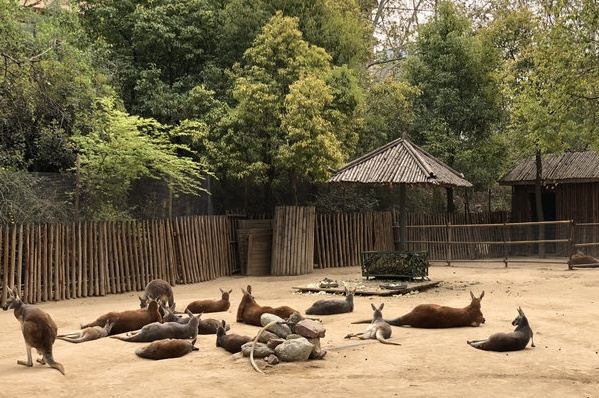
[
  {"xmin": 110, "ymin": 335, "xmax": 137, "ymax": 342},
  {"xmin": 467, "ymin": 339, "xmax": 488, "ymax": 350},
  {"xmin": 386, "ymin": 317, "xmax": 405, "ymax": 327},
  {"xmin": 43, "ymin": 352, "xmax": 65, "ymax": 375},
  {"xmin": 375, "ymin": 330, "xmax": 401, "ymax": 346},
  {"xmin": 350, "ymin": 319, "xmax": 371, "ymax": 324}
]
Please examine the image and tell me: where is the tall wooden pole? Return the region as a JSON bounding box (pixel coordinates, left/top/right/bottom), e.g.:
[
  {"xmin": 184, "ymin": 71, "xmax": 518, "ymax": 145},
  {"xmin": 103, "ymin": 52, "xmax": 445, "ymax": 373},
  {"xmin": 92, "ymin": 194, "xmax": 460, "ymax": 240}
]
[{"xmin": 398, "ymin": 184, "xmax": 407, "ymax": 251}]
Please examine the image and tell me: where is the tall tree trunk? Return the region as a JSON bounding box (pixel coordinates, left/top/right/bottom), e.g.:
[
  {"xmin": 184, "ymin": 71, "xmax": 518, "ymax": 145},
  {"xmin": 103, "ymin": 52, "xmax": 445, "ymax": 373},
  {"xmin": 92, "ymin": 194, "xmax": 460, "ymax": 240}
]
[{"xmin": 535, "ymin": 149, "xmax": 545, "ymax": 257}]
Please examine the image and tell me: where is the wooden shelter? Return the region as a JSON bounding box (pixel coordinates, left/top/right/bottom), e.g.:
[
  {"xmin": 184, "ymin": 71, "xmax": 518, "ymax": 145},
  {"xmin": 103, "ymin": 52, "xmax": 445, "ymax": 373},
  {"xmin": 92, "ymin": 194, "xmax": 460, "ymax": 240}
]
[
  {"xmin": 500, "ymin": 151, "xmax": 599, "ymax": 223},
  {"xmin": 328, "ymin": 138, "xmax": 473, "ymax": 249}
]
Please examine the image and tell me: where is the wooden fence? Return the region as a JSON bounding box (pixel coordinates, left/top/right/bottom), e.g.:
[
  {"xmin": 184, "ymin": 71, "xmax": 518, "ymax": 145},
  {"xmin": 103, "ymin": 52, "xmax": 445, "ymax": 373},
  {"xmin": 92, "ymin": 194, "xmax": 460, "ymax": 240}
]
[
  {"xmin": 271, "ymin": 206, "xmax": 315, "ymax": 275},
  {"xmin": 315, "ymin": 212, "xmax": 394, "ymax": 268},
  {"xmin": 0, "ymin": 215, "xmax": 235, "ymax": 307}
]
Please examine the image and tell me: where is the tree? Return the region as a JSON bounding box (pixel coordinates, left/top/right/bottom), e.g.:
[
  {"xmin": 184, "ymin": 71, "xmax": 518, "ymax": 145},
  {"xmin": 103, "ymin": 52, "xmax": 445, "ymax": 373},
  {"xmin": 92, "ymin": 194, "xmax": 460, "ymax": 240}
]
[
  {"xmin": 401, "ymin": 1, "xmax": 505, "ymax": 210},
  {"xmin": 73, "ymin": 98, "xmax": 208, "ymax": 219}
]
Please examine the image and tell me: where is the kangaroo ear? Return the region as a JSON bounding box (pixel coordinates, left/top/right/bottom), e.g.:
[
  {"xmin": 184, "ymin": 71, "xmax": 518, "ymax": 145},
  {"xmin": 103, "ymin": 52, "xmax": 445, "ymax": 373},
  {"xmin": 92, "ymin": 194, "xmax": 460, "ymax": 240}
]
[
  {"xmin": 6, "ymin": 286, "xmax": 14, "ymax": 298},
  {"xmin": 138, "ymin": 295, "xmax": 144, "ymax": 302},
  {"xmin": 241, "ymin": 288, "xmax": 247, "ymax": 295},
  {"xmin": 379, "ymin": 303, "xmax": 384, "ymax": 311},
  {"xmin": 470, "ymin": 291, "xmax": 475, "ymax": 300},
  {"xmin": 371, "ymin": 303, "xmax": 376, "ymax": 311},
  {"xmin": 220, "ymin": 288, "xmax": 225, "ymax": 294},
  {"xmin": 479, "ymin": 291, "xmax": 485, "ymax": 300},
  {"xmin": 246, "ymin": 285, "xmax": 252, "ymax": 294},
  {"xmin": 11, "ymin": 287, "xmax": 19, "ymax": 299},
  {"xmin": 228, "ymin": 289, "xmax": 232, "ymax": 294}
]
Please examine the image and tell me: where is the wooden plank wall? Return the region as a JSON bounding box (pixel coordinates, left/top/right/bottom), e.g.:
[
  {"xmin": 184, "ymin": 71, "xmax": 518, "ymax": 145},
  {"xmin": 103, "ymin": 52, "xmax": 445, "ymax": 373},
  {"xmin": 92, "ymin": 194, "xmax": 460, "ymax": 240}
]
[
  {"xmin": 0, "ymin": 215, "xmax": 234, "ymax": 307},
  {"xmin": 271, "ymin": 206, "xmax": 316, "ymax": 275},
  {"xmin": 315, "ymin": 211, "xmax": 394, "ymax": 268}
]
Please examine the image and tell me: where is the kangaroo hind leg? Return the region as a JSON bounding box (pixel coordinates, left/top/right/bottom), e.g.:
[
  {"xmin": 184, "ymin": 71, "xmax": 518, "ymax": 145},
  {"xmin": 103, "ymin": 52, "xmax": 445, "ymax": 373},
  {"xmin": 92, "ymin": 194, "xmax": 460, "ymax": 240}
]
[{"xmin": 17, "ymin": 344, "xmax": 33, "ymax": 367}]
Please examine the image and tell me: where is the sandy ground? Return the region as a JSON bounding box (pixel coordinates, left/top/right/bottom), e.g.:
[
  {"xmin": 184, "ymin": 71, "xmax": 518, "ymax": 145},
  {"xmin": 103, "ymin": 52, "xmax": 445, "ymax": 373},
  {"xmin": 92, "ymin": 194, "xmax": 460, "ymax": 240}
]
[{"xmin": 0, "ymin": 263, "xmax": 598, "ymax": 398}]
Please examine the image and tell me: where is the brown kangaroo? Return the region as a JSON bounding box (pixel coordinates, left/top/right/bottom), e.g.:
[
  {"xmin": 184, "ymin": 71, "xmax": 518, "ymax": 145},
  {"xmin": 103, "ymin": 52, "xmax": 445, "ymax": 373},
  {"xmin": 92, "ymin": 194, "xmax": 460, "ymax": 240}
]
[
  {"xmin": 139, "ymin": 279, "xmax": 175, "ymax": 311},
  {"xmin": 185, "ymin": 288, "xmax": 232, "ymax": 313},
  {"xmin": 2, "ymin": 286, "xmax": 64, "ymax": 375},
  {"xmin": 345, "ymin": 303, "xmax": 401, "ymax": 345},
  {"xmin": 81, "ymin": 299, "xmax": 162, "ymax": 335},
  {"xmin": 236, "ymin": 285, "xmax": 297, "ymax": 326},
  {"xmin": 468, "ymin": 307, "xmax": 535, "ymax": 352},
  {"xmin": 353, "ymin": 291, "xmax": 486, "ymax": 328},
  {"xmin": 306, "ymin": 286, "xmax": 355, "ymax": 315},
  {"xmin": 135, "ymin": 338, "xmax": 198, "ymax": 360},
  {"xmin": 216, "ymin": 320, "xmax": 252, "ymax": 354},
  {"xmin": 569, "ymin": 249, "xmax": 599, "ymax": 268},
  {"xmin": 58, "ymin": 321, "xmax": 114, "ymax": 343}
]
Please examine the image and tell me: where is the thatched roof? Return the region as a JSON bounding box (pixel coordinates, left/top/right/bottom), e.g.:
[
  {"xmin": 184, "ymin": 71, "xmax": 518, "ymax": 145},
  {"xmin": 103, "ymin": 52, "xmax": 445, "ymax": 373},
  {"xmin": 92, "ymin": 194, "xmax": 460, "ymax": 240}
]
[
  {"xmin": 328, "ymin": 138, "xmax": 472, "ymax": 187},
  {"xmin": 501, "ymin": 151, "xmax": 599, "ymax": 185}
]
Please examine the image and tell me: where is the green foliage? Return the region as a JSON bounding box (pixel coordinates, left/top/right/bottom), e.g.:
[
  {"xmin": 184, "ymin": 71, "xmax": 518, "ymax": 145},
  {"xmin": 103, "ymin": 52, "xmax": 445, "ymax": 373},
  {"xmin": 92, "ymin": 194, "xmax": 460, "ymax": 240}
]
[
  {"xmin": 73, "ymin": 98, "xmax": 208, "ymax": 219},
  {"xmin": 401, "ymin": 1, "xmax": 506, "ymax": 189},
  {"xmin": 0, "ymin": 0, "xmax": 111, "ymax": 172}
]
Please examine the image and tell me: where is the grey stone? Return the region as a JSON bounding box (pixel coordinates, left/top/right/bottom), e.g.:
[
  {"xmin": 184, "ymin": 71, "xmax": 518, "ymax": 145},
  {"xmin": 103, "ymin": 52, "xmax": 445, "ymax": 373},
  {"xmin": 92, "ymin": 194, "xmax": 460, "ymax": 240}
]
[
  {"xmin": 274, "ymin": 337, "xmax": 314, "ymax": 362},
  {"xmin": 241, "ymin": 342, "xmax": 274, "ymax": 358},
  {"xmin": 260, "ymin": 313, "xmax": 291, "ymax": 338},
  {"xmin": 265, "ymin": 354, "xmax": 279, "ymax": 365},
  {"xmin": 307, "ymin": 337, "xmax": 327, "ymax": 360},
  {"xmin": 257, "ymin": 330, "xmax": 279, "ymax": 343},
  {"xmin": 295, "ymin": 319, "xmax": 326, "ymax": 339},
  {"xmin": 286, "ymin": 334, "xmax": 302, "ymax": 340}
]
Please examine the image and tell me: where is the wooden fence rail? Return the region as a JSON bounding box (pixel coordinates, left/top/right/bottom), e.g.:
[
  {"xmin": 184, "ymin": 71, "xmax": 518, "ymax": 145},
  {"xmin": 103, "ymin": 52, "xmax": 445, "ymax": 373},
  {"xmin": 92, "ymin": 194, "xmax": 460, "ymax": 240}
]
[{"xmin": 0, "ymin": 215, "xmax": 235, "ymax": 307}]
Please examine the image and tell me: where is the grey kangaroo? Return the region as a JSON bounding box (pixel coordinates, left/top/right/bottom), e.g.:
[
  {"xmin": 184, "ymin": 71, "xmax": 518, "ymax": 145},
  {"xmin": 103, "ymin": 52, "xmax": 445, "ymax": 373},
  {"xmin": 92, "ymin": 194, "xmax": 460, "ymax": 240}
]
[
  {"xmin": 345, "ymin": 303, "xmax": 401, "ymax": 345},
  {"xmin": 112, "ymin": 309, "xmax": 198, "ymax": 342},
  {"xmin": 58, "ymin": 321, "xmax": 114, "ymax": 343},
  {"xmin": 2, "ymin": 286, "xmax": 65, "ymax": 374},
  {"xmin": 467, "ymin": 307, "xmax": 535, "ymax": 352}
]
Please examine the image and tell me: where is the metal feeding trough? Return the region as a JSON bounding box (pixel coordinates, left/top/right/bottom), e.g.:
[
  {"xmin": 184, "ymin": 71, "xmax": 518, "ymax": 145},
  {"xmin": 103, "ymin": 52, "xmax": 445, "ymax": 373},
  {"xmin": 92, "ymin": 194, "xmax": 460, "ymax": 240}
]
[{"xmin": 360, "ymin": 251, "xmax": 429, "ymax": 280}]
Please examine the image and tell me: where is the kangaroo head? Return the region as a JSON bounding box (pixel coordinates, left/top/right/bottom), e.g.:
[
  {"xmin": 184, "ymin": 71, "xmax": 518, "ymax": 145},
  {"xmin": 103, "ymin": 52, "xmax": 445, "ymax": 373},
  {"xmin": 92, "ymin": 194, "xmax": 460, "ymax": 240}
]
[
  {"xmin": 241, "ymin": 287, "xmax": 255, "ymax": 304},
  {"xmin": 220, "ymin": 288, "xmax": 232, "ymax": 301},
  {"xmin": 138, "ymin": 295, "xmax": 148, "ymax": 309},
  {"xmin": 371, "ymin": 303, "xmax": 384, "ymax": 320},
  {"xmin": 147, "ymin": 298, "xmax": 160, "ymax": 314},
  {"xmin": 216, "ymin": 320, "xmax": 227, "ymax": 341},
  {"xmin": 512, "ymin": 306, "xmax": 529, "ymax": 327},
  {"xmin": 3, "ymin": 286, "xmax": 22, "ymax": 311},
  {"xmin": 468, "ymin": 291, "xmax": 486, "ymax": 325}
]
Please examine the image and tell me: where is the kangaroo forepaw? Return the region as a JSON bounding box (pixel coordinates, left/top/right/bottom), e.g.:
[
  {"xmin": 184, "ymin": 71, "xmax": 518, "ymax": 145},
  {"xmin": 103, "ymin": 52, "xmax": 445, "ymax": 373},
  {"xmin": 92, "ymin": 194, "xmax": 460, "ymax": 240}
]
[{"xmin": 17, "ymin": 360, "xmax": 32, "ymax": 367}]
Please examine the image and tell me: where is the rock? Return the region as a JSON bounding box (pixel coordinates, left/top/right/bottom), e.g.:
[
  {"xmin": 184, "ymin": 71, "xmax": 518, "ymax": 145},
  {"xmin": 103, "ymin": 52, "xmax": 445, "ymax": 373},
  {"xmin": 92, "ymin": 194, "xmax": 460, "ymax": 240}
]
[
  {"xmin": 286, "ymin": 334, "xmax": 302, "ymax": 340},
  {"xmin": 267, "ymin": 338, "xmax": 285, "ymax": 350},
  {"xmin": 257, "ymin": 330, "xmax": 279, "ymax": 344},
  {"xmin": 275, "ymin": 337, "xmax": 314, "ymax": 362},
  {"xmin": 295, "ymin": 319, "xmax": 326, "ymax": 339},
  {"xmin": 307, "ymin": 337, "xmax": 327, "ymax": 360},
  {"xmin": 265, "ymin": 354, "xmax": 279, "ymax": 365},
  {"xmin": 260, "ymin": 314, "xmax": 291, "ymax": 338},
  {"xmin": 241, "ymin": 342, "xmax": 274, "ymax": 358}
]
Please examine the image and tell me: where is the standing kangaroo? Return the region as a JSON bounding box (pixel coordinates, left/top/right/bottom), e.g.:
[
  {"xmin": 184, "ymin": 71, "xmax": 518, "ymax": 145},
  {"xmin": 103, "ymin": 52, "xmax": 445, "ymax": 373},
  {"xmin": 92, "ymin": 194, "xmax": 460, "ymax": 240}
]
[
  {"xmin": 58, "ymin": 321, "xmax": 114, "ymax": 343},
  {"xmin": 2, "ymin": 286, "xmax": 65, "ymax": 375},
  {"xmin": 352, "ymin": 291, "xmax": 486, "ymax": 328},
  {"xmin": 139, "ymin": 279, "xmax": 175, "ymax": 311},
  {"xmin": 345, "ymin": 303, "xmax": 401, "ymax": 345},
  {"xmin": 468, "ymin": 307, "xmax": 535, "ymax": 352}
]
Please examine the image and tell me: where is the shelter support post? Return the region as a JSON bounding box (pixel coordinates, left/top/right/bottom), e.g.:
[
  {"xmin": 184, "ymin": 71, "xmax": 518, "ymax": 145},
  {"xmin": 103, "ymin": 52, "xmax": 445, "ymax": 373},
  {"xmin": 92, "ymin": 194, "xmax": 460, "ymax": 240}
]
[{"xmin": 398, "ymin": 184, "xmax": 407, "ymax": 251}]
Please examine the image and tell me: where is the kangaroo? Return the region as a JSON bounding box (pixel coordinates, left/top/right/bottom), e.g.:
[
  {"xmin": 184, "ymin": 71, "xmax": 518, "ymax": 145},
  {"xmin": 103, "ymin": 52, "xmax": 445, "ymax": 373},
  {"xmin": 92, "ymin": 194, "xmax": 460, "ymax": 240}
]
[
  {"xmin": 236, "ymin": 285, "xmax": 297, "ymax": 326},
  {"xmin": 135, "ymin": 338, "xmax": 198, "ymax": 360},
  {"xmin": 216, "ymin": 320, "xmax": 252, "ymax": 353},
  {"xmin": 112, "ymin": 309, "xmax": 198, "ymax": 343},
  {"xmin": 468, "ymin": 307, "xmax": 535, "ymax": 352},
  {"xmin": 199, "ymin": 317, "xmax": 230, "ymax": 335},
  {"xmin": 139, "ymin": 279, "xmax": 175, "ymax": 311},
  {"xmin": 57, "ymin": 321, "xmax": 114, "ymax": 343},
  {"xmin": 2, "ymin": 286, "xmax": 64, "ymax": 375},
  {"xmin": 353, "ymin": 291, "xmax": 486, "ymax": 328},
  {"xmin": 569, "ymin": 249, "xmax": 599, "ymax": 268},
  {"xmin": 345, "ymin": 303, "xmax": 401, "ymax": 345},
  {"xmin": 81, "ymin": 299, "xmax": 162, "ymax": 335},
  {"xmin": 305, "ymin": 286, "xmax": 355, "ymax": 315},
  {"xmin": 185, "ymin": 288, "xmax": 232, "ymax": 314}
]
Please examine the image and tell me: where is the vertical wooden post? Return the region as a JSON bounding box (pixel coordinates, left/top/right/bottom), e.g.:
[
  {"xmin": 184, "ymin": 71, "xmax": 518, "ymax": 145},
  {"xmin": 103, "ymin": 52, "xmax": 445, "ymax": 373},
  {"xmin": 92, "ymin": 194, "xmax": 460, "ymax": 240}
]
[
  {"xmin": 568, "ymin": 220, "xmax": 576, "ymax": 270},
  {"xmin": 446, "ymin": 221, "xmax": 452, "ymax": 267},
  {"xmin": 503, "ymin": 222, "xmax": 508, "ymax": 268}
]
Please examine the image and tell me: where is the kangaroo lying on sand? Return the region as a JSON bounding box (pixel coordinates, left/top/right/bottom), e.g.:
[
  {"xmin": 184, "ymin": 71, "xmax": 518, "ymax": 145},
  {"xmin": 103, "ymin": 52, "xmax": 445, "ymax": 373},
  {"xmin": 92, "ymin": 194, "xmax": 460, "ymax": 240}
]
[
  {"xmin": 569, "ymin": 249, "xmax": 599, "ymax": 268},
  {"xmin": 216, "ymin": 320, "xmax": 252, "ymax": 353},
  {"xmin": 2, "ymin": 286, "xmax": 65, "ymax": 375},
  {"xmin": 58, "ymin": 321, "xmax": 114, "ymax": 343},
  {"xmin": 161, "ymin": 305, "xmax": 227, "ymax": 334},
  {"xmin": 305, "ymin": 286, "xmax": 355, "ymax": 315},
  {"xmin": 345, "ymin": 303, "xmax": 401, "ymax": 345},
  {"xmin": 139, "ymin": 279, "xmax": 175, "ymax": 311},
  {"xmin": 81, "ymin": 299, "xmax": 162, "ymax": 335},
  {"xmin": 135, "ymin": 338, "xmax": 198, "ymax": 360},
  {"xmin": 185, "ymin": 288, "xmax": 232, "ymax": 313},
  {"xmin": 352, "ymin": 291, "xmax": 486, "ymax": 328},
  {"xmin": 236, "ymin": 285, "xmax": 297, "ymax": 326},
  {"xmin": 468, "ymin": 307, "xmax": 535, "ymax": 352},
  {"xmin": 112, "ymin": 310, "xmax": 198, "ymax": 343}
]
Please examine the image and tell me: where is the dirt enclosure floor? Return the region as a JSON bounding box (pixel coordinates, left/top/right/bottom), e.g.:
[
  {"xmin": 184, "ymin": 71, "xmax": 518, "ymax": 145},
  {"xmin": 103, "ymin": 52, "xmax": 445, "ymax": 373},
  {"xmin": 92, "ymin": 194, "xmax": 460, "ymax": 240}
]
[{"xmin": 1, "ymin": 263, "xmax": 598, "ymax": 398}]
